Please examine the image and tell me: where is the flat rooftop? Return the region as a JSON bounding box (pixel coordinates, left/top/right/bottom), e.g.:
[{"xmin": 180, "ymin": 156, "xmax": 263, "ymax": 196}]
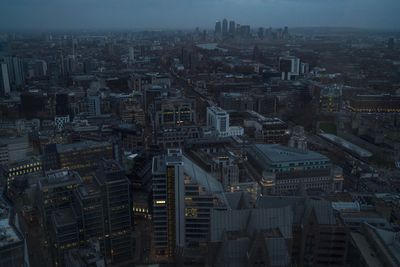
[
  {"xmin": 56, "ymin": 140, "xmax": 110, "ymax": 153},
  {"xmin": 52, "ymin": 208, "xmax": 77, "ymax": 227},
  {"xmin": 76, "ymin": 181, "xmax": 100, "ymax": 199},
  {"xmin": 251, "ymin": 144, "xmax": 329, "ymax": 164},
  {"xmin": 340, "ymin": 211, "xmax": 385, "ymax": 219},
  {"xmin": 350, "ymin": 232, "xmax": 383, "ymax": 267},
  {"xmin": 207, "ymin": 105, "xmax": 228, "ymax": 115},
  {"xmin": 319, "ymin": 133, "xmax": 372, "ymax": 158},
  {"xmin": 40, "ymin": 170, "xmax": 82, "ymax": 189},
  {"xmin": 244, "ymin": 111, "xmax": 286, "ymax": 125}
]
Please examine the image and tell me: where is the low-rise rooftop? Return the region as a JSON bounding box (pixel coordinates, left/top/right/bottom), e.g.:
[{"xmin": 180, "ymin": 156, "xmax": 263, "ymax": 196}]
[
  {"xmin": 39, "ymin": 170, "xmax": 82, "ymax": 189},
  {"xmin": 56, "ymin": 140, "xmax": 110, "ymax": 153},
  {"xmin": 251, "ymin": 144, "xmax": 329, "ymax": 164},
  {"xmin": 0, "ymin": 218, "xmax": 22, "ymax": 248},
  {"xmin": 319, "ymin": 133, "xmax": 373, "ymax": 158}
]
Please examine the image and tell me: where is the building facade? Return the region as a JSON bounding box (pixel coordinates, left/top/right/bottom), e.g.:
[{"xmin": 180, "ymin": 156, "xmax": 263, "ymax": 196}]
[{"xmin": 246, "ymin": 144, "xmax": 343, "ymax": 195}]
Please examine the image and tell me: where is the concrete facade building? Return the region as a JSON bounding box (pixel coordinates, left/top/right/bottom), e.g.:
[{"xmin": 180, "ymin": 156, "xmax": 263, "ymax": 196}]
[
  {"xmin": 206, "ymin": 106, "xmax": 244, "ymax": 138},
  {"xmin": 152, "ymin": 149, "xmax": 227, "ymax": 259},
  {"xmin": 243, "ymin": 111, "xmax": 290, "ymax": 144},
  {"xmin": 155, "ymin": 125, "xmax": 201, "ymax": 149},
  {"xmin": 42, "ymin": 141, "xmax": 114, "ymax": 177},
  {"xmin": 279, "ymin": 56, "xmax": 301, "ymax": 81},
  {"xmin": 94, "ymin": 159, "xmax": 134, "ymax": 265},
  {"xmin": 153, "ymin": 97, "xmax": 196, "ymax": 130},
  {"xmin": 49, "ymin": 207, "xmax": 80, "ymax": 265},
  {"xmin": 222, "ymin": 19, "xmax": 228, "ymax": 36},
  {"xmin": 246, "ymin": 144, "xmax": 343, "ymax": 195},
  {"xmin": 37, "ymin": 170, "xmax": 83, "ymax": 228},
  {"xmin": 215, "ymin": 21, "xmax": 221, "ymax": 34}
]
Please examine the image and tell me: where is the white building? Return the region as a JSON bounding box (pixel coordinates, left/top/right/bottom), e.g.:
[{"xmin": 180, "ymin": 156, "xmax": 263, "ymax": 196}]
[{"xmin": 206, "ymin": 106, "xmax": 243, "ymax": 137}]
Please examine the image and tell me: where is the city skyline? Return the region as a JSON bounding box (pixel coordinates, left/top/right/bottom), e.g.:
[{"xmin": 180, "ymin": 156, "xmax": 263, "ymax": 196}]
[
  {"xmin": 1, "ymin": 0, "xmax": 400, "ymax": 30},
  {"xmin": 1, "ymin": 1, "xmax": 400, "ymax": 266}
]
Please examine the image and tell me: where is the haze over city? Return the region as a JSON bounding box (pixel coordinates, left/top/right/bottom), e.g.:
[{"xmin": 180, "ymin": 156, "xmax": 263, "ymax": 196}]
[
  {"xmin": 1, "ymin": 0, "xmax": 400, "ymax": 30},
  {"xmin": 1, "ymin": 0, "xmax": 400, "ymax": 267}
]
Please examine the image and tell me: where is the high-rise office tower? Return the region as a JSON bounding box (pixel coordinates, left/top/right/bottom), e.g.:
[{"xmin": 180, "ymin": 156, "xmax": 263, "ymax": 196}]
[
  {"xmin": 42, "ymin": 141, "xmax": 114, "ymax": 177},
  {"xmin": 283, "ymin": 26, "xmax": 289, "ymax": 39},
  {"xmin": 229, "ymin": 20, "xmax": 236, "ymax": 35},
  {"xmin": 95, "ymin": 159, "xmax": 134, "ymax": 265},
  {"xmin": 246, "ymin": 144, "xmax": 343, "ymax": 195},
  {"xmin": 207, "ymin": 106, "xmax": 229, "ymax": 134},
  {"xmin": 129, "ymin": 46, "xmax": 135, "ymax": 62},
  {"xmin": 4, "ymin": 56, "xmax": 24, "ymax": 87},
  {"xmin": 152, "ymin": 149, "xmax": 228, "ymax": 261},
  {"xmin": 72, "ymin": 38, "xmax": 78, "ymax": 59},
  {"xmin": 37, "ymin": 165, "xmax": 134, "ymax": 266},
  {"xmin": 215, "ymin": 21, "xmax": 222, "ymax": 34},
  {"xmin": 222, "ymin": 18, "xmax": 228, "ymax": 36},
  {"xmin": 49, "ymin": 206, "xmax": 80, "ymax": 265},
  {"xmin": 152, "ymin": 149, "xmax": 185, "ymax": 257},
  {"xmin": 74, "ymin": 181, "xmax": 105, "ymax": 242},
  {"xmin": 37, "ymin": 170, "xmax": 83, "ymax": 229},
  {"xmin": 0, "ymin": 62, "xmax": 10, "ymax": 95},
  {"xmin": 258, "ymin": 27, "xmax": 265, "ymax": 39}
]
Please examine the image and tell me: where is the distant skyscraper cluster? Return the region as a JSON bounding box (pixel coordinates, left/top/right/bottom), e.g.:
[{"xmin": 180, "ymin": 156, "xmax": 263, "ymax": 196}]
[
  {"xmin": 214, "ymin": 18, "xmax": 251, "ymax": 39},
  {"xmin": 214, "ymin": 18, "xmax": 290, "ymax": 40},
  {"xmin": 1, "ymin": 22, "xmax": 400, "ymax": 267}
]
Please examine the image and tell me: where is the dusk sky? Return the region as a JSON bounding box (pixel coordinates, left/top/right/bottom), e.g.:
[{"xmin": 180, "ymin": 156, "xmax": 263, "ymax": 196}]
[{"xmin": 1, "ymin": 0, "xmax": 399, "ymax": 30}]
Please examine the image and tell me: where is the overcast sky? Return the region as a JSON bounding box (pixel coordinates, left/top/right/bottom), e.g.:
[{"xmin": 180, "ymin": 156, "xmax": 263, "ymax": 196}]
[{"xmin": 1, "ymin": 0, "xmax": 399, "ymax": 30}]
